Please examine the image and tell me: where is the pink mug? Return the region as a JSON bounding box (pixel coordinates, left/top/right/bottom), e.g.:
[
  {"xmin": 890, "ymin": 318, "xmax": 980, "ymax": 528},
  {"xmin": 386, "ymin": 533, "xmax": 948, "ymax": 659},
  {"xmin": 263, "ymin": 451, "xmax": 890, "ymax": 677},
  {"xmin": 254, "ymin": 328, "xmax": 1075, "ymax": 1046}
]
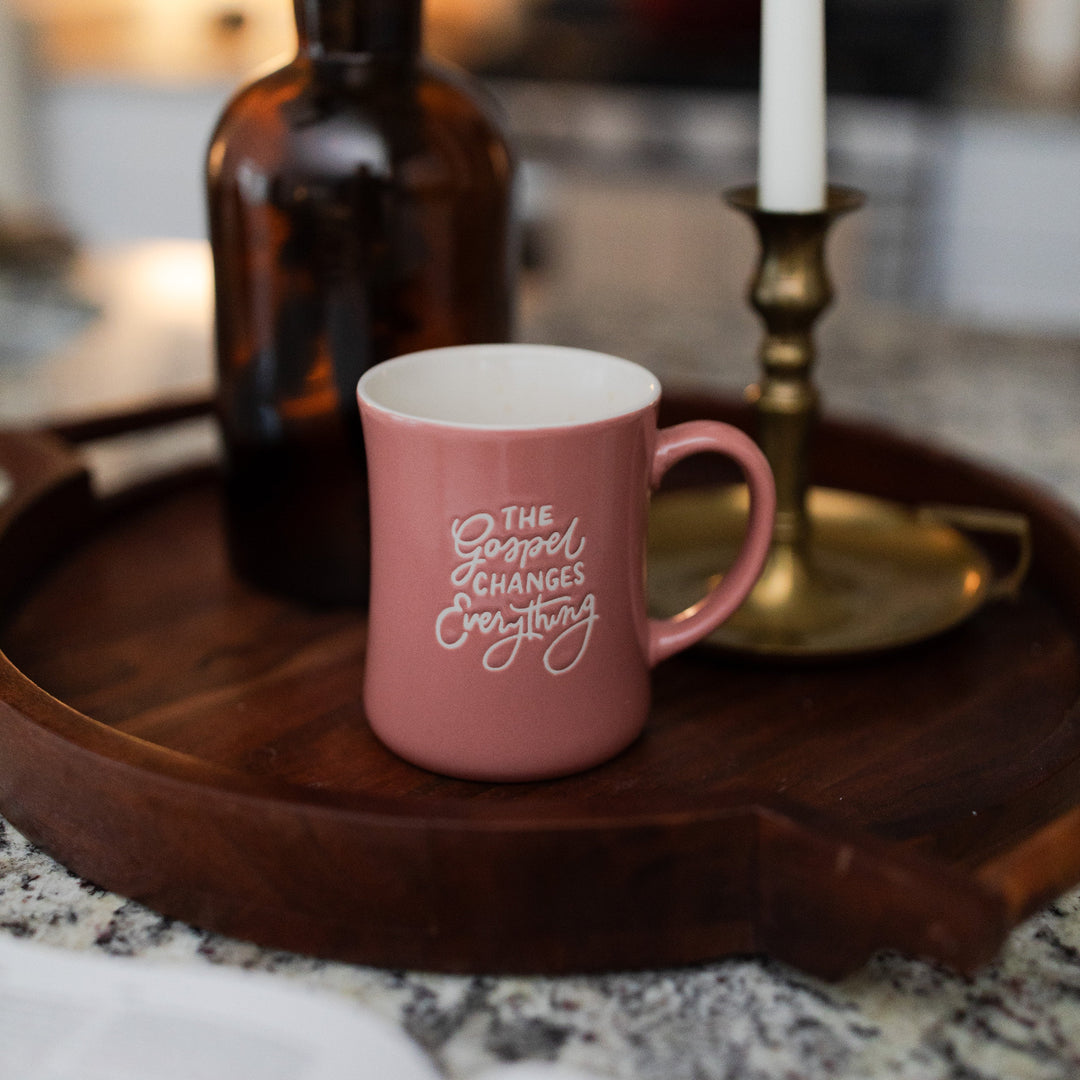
[{"xmin": 357, "ymin": 344, "xmax": 775, "ymax": 781}]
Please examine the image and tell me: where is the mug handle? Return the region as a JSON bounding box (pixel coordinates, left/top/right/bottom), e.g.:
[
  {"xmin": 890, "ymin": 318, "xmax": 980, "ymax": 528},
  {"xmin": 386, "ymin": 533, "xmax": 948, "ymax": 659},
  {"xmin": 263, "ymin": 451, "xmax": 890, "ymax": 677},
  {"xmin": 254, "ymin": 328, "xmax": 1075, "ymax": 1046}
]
[{"xmin": 647, "ymin": 421, "xmax": 776, "ymax": 667}]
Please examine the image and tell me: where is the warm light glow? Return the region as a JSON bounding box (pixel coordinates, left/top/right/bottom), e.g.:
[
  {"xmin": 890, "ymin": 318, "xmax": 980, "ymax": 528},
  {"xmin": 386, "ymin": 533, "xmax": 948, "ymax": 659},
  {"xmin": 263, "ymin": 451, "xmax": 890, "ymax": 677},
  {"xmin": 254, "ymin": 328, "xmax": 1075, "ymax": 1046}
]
[
  {"xmin": 425, "ymin": 0, "xmax": 532, "ymax": 67},
  {"xmin": 13, "ymin": 0, "xmax": 547, "ymax": 79},
  {"xmin": 12, "ymin": 0, "xmax": 296, "ymax": 81},
  {"xmin": 963, "ymin": 569, "xmax": 983, "ymax": 597},
  {"xmin": 1006, "ymin": 0, "xmax": 1080, "ymax": 100},
  {"xmin": 125, "ymin": 239, "xmax": 214, "ymax": 314}
]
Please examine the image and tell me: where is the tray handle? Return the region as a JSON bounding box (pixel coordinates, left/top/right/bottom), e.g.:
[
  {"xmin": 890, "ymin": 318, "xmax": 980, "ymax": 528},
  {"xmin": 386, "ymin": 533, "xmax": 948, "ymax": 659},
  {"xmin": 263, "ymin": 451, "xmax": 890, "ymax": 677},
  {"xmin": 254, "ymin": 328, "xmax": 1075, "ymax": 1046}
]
[
  {"xmin": 916, "ymin": 504, "xmax": 1032, "ymax": 600},
  {"xmin": 0, "ymin": 430, "xmax": 97, "ymax": 607},
  {"xmin": 47, "ymin": 394, "xmax": 214, "ymax": 444},
  {"xmin": 0, "ymin": 397, "xmax": 215, "ymax": 512}
]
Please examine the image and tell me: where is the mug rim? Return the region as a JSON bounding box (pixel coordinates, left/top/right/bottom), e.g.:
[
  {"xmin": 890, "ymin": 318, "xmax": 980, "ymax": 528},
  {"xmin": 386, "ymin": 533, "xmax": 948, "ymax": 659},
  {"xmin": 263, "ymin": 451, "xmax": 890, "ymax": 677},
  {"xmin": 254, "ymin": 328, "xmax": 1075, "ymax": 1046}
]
[{"xmin": 357, "ymin": 343, "xmax": 662, "ymax": 432}]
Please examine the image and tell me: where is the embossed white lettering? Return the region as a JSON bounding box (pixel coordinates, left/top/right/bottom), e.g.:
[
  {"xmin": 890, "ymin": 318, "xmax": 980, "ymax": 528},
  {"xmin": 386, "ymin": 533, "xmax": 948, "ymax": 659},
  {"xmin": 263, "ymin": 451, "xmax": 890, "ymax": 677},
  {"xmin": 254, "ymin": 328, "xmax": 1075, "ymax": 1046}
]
[{"xmin": 436, "ymin": 505, "xmax": 597, "ymax": 674}]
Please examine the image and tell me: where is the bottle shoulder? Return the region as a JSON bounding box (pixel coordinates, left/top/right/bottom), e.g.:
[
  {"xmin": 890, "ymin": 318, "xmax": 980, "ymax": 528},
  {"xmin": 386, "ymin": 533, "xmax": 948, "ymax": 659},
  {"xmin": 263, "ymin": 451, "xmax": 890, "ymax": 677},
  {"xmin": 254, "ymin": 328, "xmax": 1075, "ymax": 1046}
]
[
  {"xmin": 208, "ymin": 57, "xmax": 513, "ymax": 185},
  {"xmin": 212, "ymin": 55, "xmax": 506, "ymax": 133},
  {"xmin": 417, "ymin": 57, "xmax": 510, "ymax": 127},
  {"xmin": 211, "ymin": 59, "xmax": 307, "ymax": 128}
]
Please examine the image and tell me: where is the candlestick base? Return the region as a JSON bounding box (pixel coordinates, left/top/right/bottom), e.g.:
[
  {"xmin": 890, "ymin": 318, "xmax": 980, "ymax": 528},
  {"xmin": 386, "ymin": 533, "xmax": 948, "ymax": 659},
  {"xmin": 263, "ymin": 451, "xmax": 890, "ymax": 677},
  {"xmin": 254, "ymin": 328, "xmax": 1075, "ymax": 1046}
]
[
  {"xmin": 648, "ymin": 485, "xmax": 1029, "ymax": 658},
  {"xmin": 665, "ymin": 183, "xmax": 1031, "ymax": 658}
]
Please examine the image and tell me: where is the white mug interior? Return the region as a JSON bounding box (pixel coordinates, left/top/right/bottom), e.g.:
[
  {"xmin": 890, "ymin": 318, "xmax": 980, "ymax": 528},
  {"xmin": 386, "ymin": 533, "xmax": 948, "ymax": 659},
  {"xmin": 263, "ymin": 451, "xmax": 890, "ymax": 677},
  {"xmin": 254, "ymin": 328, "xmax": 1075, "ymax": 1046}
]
[{"xmin": 357, "ymin": 344, "xmax": 661, "ymax": 429}]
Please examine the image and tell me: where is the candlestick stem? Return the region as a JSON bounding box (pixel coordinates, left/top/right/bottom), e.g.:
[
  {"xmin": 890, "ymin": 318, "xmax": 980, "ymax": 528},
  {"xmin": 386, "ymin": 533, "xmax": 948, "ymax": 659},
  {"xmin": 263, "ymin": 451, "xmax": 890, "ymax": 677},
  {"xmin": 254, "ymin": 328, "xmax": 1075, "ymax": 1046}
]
[{"xmin": 730, "ymin": 184, "xmax": 862, "ymax": 552}]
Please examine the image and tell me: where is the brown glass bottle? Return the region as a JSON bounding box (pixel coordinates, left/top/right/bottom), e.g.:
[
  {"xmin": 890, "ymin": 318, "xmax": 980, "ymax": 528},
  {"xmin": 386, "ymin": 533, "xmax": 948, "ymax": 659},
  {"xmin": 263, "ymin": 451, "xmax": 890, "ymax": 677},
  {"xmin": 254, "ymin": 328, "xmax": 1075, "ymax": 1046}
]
[{"xmin": 207, "ymin": 0, "xmax": 516, "ymax": 605}]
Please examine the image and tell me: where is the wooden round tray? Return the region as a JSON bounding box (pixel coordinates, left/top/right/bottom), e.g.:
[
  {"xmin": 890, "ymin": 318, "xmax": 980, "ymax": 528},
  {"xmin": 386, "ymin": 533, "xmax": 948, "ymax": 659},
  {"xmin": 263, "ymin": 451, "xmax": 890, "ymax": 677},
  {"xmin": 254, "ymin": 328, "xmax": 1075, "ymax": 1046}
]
[{"xmin": 1, "ymin": 395, "xmax": 1079, "ymax": 979}]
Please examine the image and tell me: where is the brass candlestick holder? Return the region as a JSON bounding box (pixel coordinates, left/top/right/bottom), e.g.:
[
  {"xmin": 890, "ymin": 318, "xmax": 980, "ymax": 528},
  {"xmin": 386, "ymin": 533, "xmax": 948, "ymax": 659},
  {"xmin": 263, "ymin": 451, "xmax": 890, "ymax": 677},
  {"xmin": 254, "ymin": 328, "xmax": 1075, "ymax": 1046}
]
[{"xmin": 648, "ymin": 184, "xmax": 1030, "ymax": 657}]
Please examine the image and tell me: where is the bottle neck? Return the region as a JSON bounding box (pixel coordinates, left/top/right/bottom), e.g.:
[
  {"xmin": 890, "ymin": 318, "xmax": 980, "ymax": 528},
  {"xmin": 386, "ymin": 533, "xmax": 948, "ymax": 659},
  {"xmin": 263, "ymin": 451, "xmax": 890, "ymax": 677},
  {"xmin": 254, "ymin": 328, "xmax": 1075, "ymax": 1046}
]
[{"xmin": 294, "ymin": 0, "xmax": 422, "ymax": 59}]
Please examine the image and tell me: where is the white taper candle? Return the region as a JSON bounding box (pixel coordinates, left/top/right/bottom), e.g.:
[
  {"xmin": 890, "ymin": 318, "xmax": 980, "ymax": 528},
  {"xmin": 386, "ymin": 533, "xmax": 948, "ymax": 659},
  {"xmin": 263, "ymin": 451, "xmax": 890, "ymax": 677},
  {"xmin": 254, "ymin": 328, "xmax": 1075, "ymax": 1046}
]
[{"xmin": 758, "ymin": 0, "xmax": 828, "ymax": 212}]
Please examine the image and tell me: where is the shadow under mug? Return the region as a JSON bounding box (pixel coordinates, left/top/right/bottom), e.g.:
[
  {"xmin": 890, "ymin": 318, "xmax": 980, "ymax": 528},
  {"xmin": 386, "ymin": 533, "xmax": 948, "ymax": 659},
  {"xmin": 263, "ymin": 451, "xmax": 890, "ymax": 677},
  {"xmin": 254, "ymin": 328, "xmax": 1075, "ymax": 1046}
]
[{"xmin": 357, "ymin": 344, "xmax": 776, "ymax": 782}]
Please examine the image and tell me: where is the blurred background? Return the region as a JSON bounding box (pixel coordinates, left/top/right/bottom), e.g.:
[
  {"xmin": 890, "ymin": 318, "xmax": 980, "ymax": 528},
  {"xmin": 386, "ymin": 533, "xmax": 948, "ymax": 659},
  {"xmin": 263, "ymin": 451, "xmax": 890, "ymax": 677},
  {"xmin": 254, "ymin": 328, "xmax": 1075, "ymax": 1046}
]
[{"xmin": 0, "ymin": 0, "xmax": 1078, "ymax": 440}]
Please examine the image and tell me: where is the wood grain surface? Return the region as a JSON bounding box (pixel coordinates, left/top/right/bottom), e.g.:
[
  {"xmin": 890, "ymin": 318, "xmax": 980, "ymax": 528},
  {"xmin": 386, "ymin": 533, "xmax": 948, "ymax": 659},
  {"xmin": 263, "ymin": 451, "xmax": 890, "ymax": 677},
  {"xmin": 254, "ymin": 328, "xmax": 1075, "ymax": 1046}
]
[{"xmin": 0, "ymin": 396, "xmax": 1078, "ymax": 978}]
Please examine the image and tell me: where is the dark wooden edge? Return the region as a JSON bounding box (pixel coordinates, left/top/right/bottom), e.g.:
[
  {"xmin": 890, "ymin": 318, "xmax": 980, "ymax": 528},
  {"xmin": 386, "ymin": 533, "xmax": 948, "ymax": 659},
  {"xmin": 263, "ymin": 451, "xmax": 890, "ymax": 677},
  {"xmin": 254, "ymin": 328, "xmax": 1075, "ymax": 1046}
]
[
  {"xmin": 0, "ymin": 669, "xmax": 1009, "ymax": 975},
  {"xmin": 0, "ymin": 430, "xmax": 96, "ymax": 614},
  {"xmin": 0, "ymin": 400, "xmax": 1076, "ymax": 975},
  {"xmin": 46, "ymin": 393, "xmax": 214, "ymax": 444},
  {"xmin": 664, "ymin": 393, "xmax": 1080, "ymax": 938},
  {"xmin": 755, "ymin": 803, "xmax": 1009, "ymax": 977}
]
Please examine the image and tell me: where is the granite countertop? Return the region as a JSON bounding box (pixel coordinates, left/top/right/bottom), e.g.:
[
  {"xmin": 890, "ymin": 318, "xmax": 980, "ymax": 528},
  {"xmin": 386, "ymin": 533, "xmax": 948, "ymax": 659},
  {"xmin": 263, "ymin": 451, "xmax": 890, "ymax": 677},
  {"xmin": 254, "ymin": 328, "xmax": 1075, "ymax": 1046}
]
[
  {"xmin": 5, "ymin": 818, "xmax": 1080, "ymax": 1080},
  {"xmin": 3, "ymin": 242, "xmax": 1080, "ymax": 1079}
]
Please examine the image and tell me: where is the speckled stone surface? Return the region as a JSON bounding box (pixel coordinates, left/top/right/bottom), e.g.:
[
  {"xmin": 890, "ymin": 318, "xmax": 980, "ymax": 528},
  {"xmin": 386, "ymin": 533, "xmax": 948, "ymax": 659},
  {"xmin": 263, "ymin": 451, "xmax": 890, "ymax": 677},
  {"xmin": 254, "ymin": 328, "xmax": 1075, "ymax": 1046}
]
[
  {"xmin": 3, "ymin": 251, "xmax": 1080, "ymax": 1077},
  {"xmin": 5, "ymin": 817, "xmax": 1080, "ymax": 1079}
]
